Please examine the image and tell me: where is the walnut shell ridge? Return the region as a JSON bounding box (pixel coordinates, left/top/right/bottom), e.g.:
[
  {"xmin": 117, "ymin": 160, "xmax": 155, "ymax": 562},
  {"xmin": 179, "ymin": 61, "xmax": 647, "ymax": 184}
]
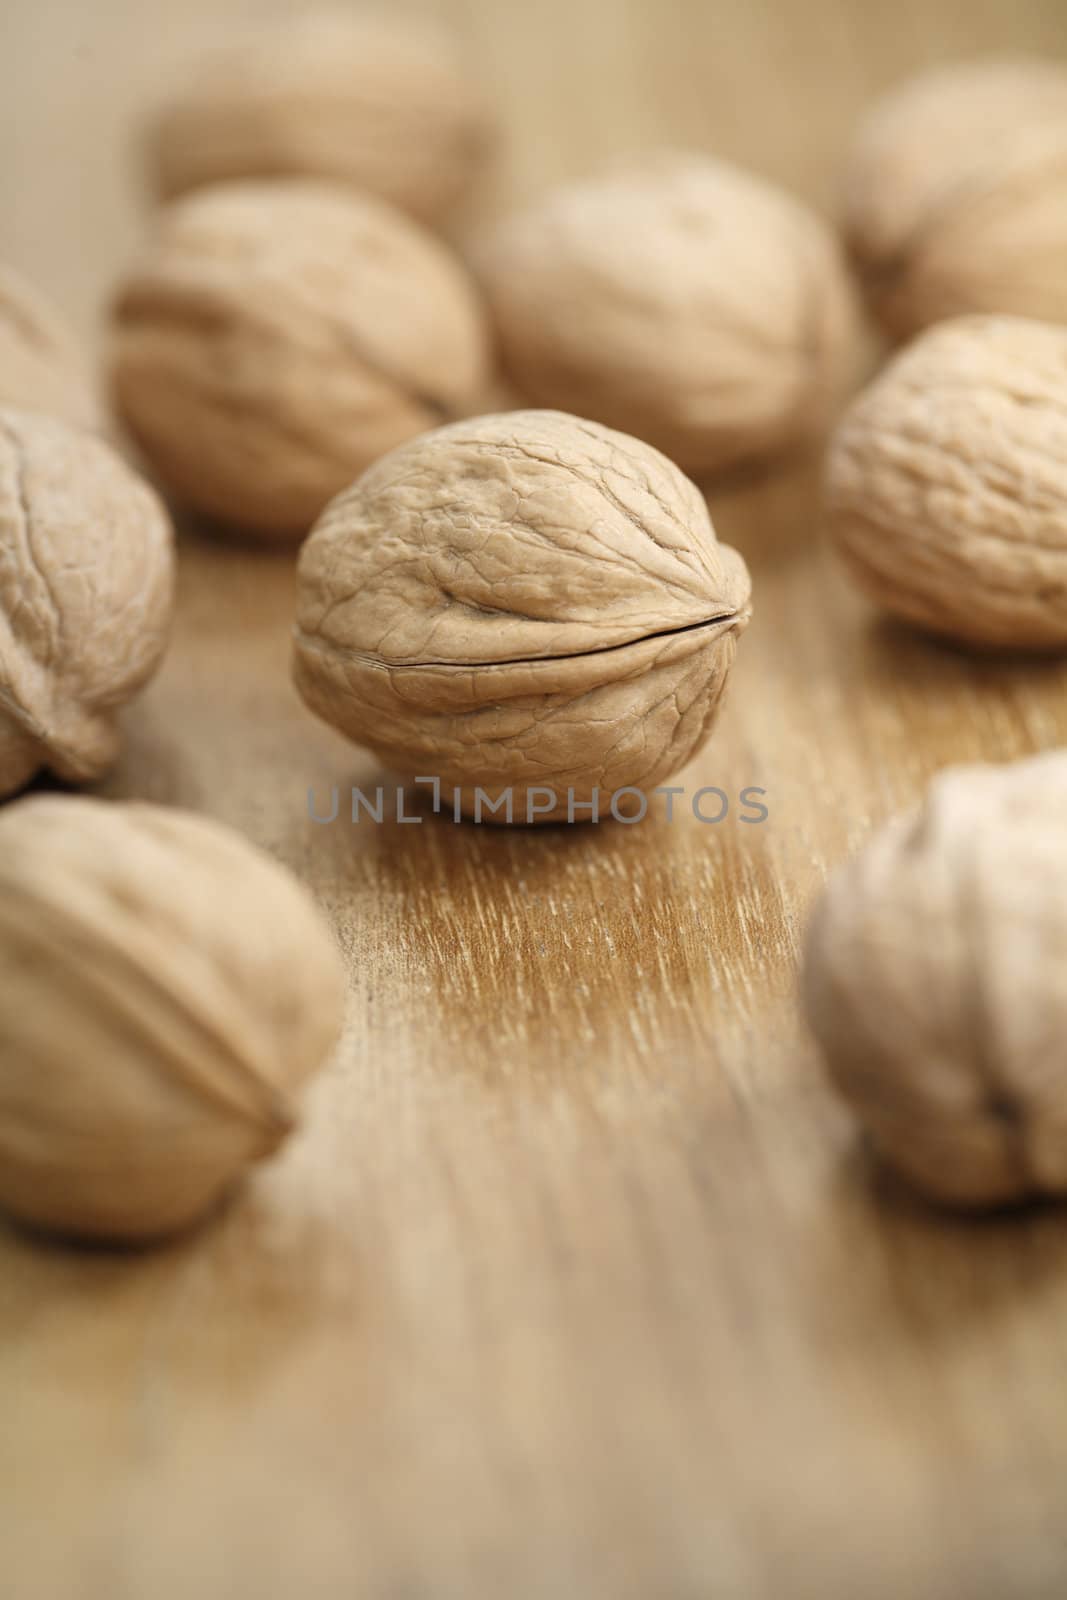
[
  {"xmin": 824, "ymin": 315, "xmax": 1067, "ymax": 650},
  {"xmin": 110, "ymin": 180, "xmax": 491, "ymax": 540},
  {"xmin": 803, "ymin": 751, "xmax": 1067, "ymax": 1209},
  {"xmin": 293, "ymin": 410, "xmax": 752, "ymax": 822},
  {"xmin": 146, "ymin": 10, "xmax": 494, "ymax": 226},
  {"xmin": 0, "ymin": 263, "xmax": 101, "ymax": 431},
  {"xmin": 0, "ymin": 796, "xmax": 346, "ymax": 1242},
  {"xmin": 0, "ymin": 409, "xmax": 175, "ymax": 798},
  {"xmin": 476, "ymin": 154, "xmax": 856, "ymax": 476},
  {"xmin": 843, "ymin": 59, "xmax": 1067, "ymax": 339}
]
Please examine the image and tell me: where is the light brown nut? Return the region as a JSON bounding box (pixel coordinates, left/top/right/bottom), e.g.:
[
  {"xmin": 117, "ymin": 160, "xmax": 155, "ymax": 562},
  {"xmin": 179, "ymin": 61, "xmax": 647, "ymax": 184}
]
[
  {"xmin": 0, "ymin": 796, "xmax": 346, "ymax": 1242},
  {"xmin": 475, "ymin": 154, "xmax": 856, "ymax": 477},
  {"xmin": 0, "ymin": 408, "xmax": 175, "ymax": 798},
  {"xmin": 146, "ymin": 10, "xmax": 494, "ymax": 225},
  {"xmin": 824, "ymin": 315, "xmax": 1067, "ymax": 650},
  {"xmin": 803, "ymin": 750, "xmax": 1067, "ymax": 1210},
  {"xmin": 110, "ymin": 179, "xmax": 492, "ymax": 541},
  {"xmin": 292, "ymin": 409, "xmax": 752, "ymax": 822},
  {"xmin": 843, "ymin": 59, "xmax": 1067, "ymax": 340},
  {"xmin": 0, "ymin": 263, "xmax": 101, "ymax": 431}
]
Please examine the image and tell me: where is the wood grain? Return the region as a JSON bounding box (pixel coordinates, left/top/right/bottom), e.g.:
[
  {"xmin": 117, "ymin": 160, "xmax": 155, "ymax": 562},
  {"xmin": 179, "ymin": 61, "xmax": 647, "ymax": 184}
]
[{"xmin": 4, "ymin": 2, "xmax": 1067, "ymax": 1597}]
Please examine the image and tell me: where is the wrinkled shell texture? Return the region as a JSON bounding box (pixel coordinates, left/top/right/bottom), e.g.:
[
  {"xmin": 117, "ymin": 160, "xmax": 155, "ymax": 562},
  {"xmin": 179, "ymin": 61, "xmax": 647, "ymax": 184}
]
[
  {"xmin": 0, "ymin": 409, "xmax": 175, "ymax": 797},
  {"xmin": 843, "ymin": 59, "xmax": 1067, "ymax": 339},
  {"xmin": 0, "ymin": 797, "xmax": 346, "ymax": 1241},
  {"xmin": 111, "ymin": 180, "xmax": 491, "ymax": 539},
  {"xmin": 825, "ymin": 315, "xmax": 1067, "ymax": 650},
  {"xmin": 477, "ymin": 155, "xmax": 856, "ymax": 476},
  {"xmin": 293, "ymin": 410, "xmax": 751, "ymax": 821},
  {"xmin": 148, "ymin": 11, "xmax": 493, "ymax": 224},
  {"xmin": 803, "ymin": 751, "xmax": 1067, "ymax": 1209},
  {"xmin": 0, "ymin": 263, "xmax": 101, "ymax": 430}
]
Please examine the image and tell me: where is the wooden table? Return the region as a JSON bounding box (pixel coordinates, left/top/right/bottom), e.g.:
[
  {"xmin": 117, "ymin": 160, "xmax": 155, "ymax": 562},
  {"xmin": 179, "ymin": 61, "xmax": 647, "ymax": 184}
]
[{"xmin": 4, "ymin": 2, "xmax": 1067, "ymax": 1595}]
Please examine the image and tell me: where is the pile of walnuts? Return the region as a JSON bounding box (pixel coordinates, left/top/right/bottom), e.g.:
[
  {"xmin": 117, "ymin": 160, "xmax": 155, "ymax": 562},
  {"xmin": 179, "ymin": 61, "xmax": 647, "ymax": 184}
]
[{"xmin": 3, "ymin": 14, "xmax": 1067, "ymax": 1241}]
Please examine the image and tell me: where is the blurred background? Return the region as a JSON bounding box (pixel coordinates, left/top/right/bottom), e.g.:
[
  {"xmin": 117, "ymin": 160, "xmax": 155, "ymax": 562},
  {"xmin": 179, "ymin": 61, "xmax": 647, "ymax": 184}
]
[{"xmin": 3, "ymin": 0, "xmax": 1065, "ymax": 339}]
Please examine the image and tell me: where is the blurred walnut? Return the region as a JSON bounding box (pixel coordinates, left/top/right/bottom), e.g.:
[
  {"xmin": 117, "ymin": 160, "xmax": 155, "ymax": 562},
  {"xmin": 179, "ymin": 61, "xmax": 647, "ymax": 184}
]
[
  {"xmin": 110, "ymin": 179, "xmax": 491, "ymax": 540},
  {"xmin": 0, "ymin": 263, "xmax": 100, "ymax": 431},
  {"xmin": 0, "ymin": 796, "xmax": 345, "ymax": 1242},
  {"xmin": 475, "ymin": 154, "xmax": 856, "ymax": 476},
  {"xmin": 293, "ymin": 409, "xmax": 751, "ymax": 822},
  {"xmin": 804, "ymin": 751, "xmax": 1067, "ymax": 1209},
  {"xmin": 0, "ymin": 409, "xmax": 174, "ymax": 797},
  {"xmin": 824, "ymin": 315, "xmax": 1067, "ymax": 649},
  {"xmin": 843, "ymin": 59, "xmax": 1067, "ymax": 339},
  {"xmin": 146, "ymin": 10, "xmax": 494, "ymax": 226}
]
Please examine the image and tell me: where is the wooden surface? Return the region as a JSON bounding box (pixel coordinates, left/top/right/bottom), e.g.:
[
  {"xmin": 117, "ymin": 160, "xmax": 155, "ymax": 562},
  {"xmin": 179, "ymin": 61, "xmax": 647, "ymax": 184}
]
[{"xmin": 5, "ymin": 2, "xmax": 1067, "ymax": 1596}]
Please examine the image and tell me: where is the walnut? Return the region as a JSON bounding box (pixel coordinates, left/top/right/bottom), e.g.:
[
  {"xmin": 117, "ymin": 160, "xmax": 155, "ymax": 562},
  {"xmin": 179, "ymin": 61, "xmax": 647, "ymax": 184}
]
[
  {"xmin": 474, "ymin": 154, "xmax": 856, "ymax": 476},
  {"xmin": 0, "ymin": 262, "xmax": 101, "ymax": 431},
  {"xmin": 146, "ymin": 10, "xmax": 493, "ymax": 226},
  {"xmin": 843, "ymin": 59, "xmax": 1067, "ymax": 340},
  {"xmin": 110, "ymin": 179, "xmax": 491, "ymax": 540},
  {"xmin": 0, "ymin": 795, "xmax": 345, "ymax": 1242},
  {"xmin": 803, "ymin": 751, "xmax": 1067, "ymax": 1209},
  {"xmin": 0, "ymin": 408, "xmax": 175, "ymax": 798},
  {"xmin": 292, "ymin": 409, "xmax": 751, "ymax": 822},
  {"xmin": 824, "ymin": 315, "xmax": 1067, "ymax": 650}
]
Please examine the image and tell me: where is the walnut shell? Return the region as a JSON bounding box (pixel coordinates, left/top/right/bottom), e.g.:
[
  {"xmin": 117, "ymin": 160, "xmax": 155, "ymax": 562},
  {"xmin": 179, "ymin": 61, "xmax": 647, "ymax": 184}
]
[
  {"xmin": 803, "ymin": 751, "xmax": 1067, "ymax": 1209},
  {"xmin": 110, "ymin": 180, "xmax": 491, "ymax": 540},
  {"xmin": 824, "ymin": 315, "xmax": 1067, "ymax": 650},
  {"xmin": 146, "ymin": 10, "xmax": 493, "ymax": 225},
  {"xmin": 475, "ymin": 154, "xmax": 856, "ymax": 476},
  {"xmin": 293, "ymin": 409, "xmax": 751, "ymax": 822},
  {"xmin": 0, "ymin": 796, "xmax": 346, "ymax": 1242},
  {"xmin": 0, "ymin": 408, "xmax": 175, "ymax": 798},
  {"xmin": 0, "ymin": 263, "xmax": 101, "ymax": 431},
  {"xmin": 843, "ymin": 59, "xmax": 1067, "ymax": 340}
]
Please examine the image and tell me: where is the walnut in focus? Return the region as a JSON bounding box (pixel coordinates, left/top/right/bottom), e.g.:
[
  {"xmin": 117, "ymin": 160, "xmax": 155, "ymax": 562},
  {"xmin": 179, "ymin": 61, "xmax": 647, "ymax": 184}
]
[
  {"xmin": 146, "ymin": 10, "xmax": 494, "ymax": 226},
  {"xmin": 824, "ymin": 315, "xmax": 1067, "ymax": 650},
  {"xmin": 803, "ymin": 751, "xmax": 1067, "ymax": 1209},
  {"xmin": 0, "ymin": 263, "xmax": 101, "ymax": 431},
  {"xmin": 843, "ymin": 59, "xmax": 1067, "ymax": 340},
  {"xmin": 110, "ymin": 180, "xmax": 491, "ymax": 540},
  {"xmin": 0, "ymin": 796, "xmax": 346, "ymax": 1242},
  {"xmin": 293, "ymin": 409, "xmax": 751, "ymax": 822},
  {"xmin": 0, "ymin": 409, "xmax": 174, "ymax": 798},
  {"xmin": 475, "ymin": 154, "xmax": 856, "ymax": 477}
]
